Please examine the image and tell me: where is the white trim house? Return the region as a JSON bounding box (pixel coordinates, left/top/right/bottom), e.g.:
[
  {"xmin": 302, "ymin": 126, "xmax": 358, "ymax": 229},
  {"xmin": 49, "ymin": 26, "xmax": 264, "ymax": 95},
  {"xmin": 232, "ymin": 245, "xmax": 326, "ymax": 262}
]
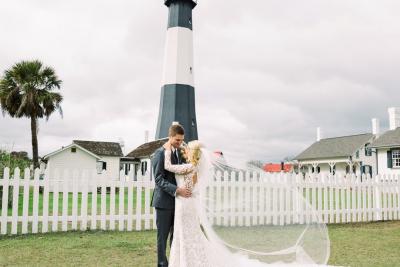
[
  {"xmin": 42, "ymin": 140, "xmax": 123, "ymax": 183},
  {"xmin": 369, "ymin": 107, "xmax": 400, "ymax": 175},
  {"xmin": 124, "ymin": 138, "xmax": 168, "ymax": 181},
  {"xmin": 295, "ymin": 133, "xmax": 376, "ymax": 177}
]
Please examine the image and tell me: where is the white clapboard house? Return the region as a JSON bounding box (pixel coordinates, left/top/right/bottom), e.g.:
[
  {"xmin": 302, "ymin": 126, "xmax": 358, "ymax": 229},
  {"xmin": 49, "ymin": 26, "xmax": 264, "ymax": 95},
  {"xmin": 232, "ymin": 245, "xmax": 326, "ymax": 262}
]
[
  {"xmin": 369, "ymin": 107, "xmax": 400, "ymax": 175},
  {"xmin": 295, "ymin": 107, "xmax": 400, "ymax": 177},
  {"xmin": 295, "ymin": 132, "xmax": 376, "ymax": 177},
  {"xmin": 42, "ymin": 140, "xmax": 123, "ymax": 183},
  {"xmin": 123, "ymin": 138, "xmax": 168, "ymax": 181}
]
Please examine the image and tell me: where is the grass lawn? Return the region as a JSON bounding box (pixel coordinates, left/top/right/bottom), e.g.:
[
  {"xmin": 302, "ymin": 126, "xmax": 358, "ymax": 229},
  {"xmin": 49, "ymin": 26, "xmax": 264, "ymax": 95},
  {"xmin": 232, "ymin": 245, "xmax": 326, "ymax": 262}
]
[
  {"xmin": 0, "ymin": 221, "xmax": 399, "ymax": 267},
  {"xmin": 1, "ymin": 188, "xmax": 152, "ymax": 216}
]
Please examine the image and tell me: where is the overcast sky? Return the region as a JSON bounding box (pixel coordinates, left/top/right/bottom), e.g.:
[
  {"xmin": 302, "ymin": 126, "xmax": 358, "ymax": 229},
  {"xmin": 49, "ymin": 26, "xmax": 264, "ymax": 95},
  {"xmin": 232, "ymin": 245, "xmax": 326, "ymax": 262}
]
[{"xmin": 0, "ymin": 0, "xmax": 399, "ymax": 165}]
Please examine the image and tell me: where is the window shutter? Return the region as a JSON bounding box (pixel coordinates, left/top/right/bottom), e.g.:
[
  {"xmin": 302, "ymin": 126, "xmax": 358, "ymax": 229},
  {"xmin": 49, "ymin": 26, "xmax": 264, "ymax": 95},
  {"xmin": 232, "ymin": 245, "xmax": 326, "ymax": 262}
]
[
  {"xmin": 96, "ymin": 162, "xmax": 102, "ymax": 174},
  {"xmin": 387, "ymin": 150, "xmax": 393, "ymax": 168}
]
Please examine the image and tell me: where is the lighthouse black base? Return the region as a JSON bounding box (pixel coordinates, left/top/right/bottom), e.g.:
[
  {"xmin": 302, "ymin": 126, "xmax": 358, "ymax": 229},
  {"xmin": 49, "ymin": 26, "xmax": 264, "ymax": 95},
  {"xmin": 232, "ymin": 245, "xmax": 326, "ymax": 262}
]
[{"xmin": 155, "ymin": 84, "xmax": 198, "ymax": 142}]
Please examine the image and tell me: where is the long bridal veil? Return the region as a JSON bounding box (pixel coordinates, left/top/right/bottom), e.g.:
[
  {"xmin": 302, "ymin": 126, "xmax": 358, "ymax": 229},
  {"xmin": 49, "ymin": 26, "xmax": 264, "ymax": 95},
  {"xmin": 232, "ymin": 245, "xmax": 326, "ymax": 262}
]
[{"xmin": 196, "ymin": 149, "xmax": 330, "ymax": 266}]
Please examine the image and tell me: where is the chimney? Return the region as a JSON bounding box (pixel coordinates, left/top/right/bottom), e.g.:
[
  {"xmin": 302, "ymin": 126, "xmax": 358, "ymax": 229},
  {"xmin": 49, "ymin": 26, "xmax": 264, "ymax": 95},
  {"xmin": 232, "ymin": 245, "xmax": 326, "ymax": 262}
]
[
  {"xmin": 317, "ymin": 127, "xmax": 322, "ymax": 142},
  {"xmin": 372, "ymin": 118, "xmax": 380, "ymax": 135},
  {"xmin": 388, "ymin": 107, "xmax": 400, "ymax": 130},
  {"xmin": 144, "ymin": 130, "xmax": 149, "ymax": 143}
]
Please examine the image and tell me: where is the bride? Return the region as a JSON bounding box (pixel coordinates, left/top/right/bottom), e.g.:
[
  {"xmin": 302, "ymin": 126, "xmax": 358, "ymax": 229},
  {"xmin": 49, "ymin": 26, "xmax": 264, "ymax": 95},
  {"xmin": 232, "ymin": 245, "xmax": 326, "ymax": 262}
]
[
  {"xmin": 163, "ymin": 140, "xmax": 229, "ymax": 267},
  {"xmin": 163, "ymin": 140, "xmax": 332, "ymax": 267}
]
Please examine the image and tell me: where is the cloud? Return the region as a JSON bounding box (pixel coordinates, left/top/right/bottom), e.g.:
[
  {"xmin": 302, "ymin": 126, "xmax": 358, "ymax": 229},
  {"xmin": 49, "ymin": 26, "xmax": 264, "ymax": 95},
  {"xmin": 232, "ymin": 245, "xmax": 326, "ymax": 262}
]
[{"xmin": 0, "ymin": 0, "xmax": 399, "ymax": 166}]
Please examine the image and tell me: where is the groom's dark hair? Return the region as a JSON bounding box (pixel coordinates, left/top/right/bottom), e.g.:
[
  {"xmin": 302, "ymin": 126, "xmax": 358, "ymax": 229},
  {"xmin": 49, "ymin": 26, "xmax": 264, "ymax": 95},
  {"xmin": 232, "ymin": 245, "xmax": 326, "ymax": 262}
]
[{"xmin": 169, "ymin": 124, "xmax": 185, "ymax": 137}]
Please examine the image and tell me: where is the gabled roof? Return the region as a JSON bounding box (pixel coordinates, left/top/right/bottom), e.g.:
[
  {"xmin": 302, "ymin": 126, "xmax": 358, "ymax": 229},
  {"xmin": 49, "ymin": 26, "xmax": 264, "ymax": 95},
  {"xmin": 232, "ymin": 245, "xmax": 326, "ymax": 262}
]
[
  {"xmin": 126, "ymin": 138, "xmax": 168, "ymax": 159},
  {"xmin": 370, "ymin": 127, "xmax": 400, "ymax": 148},
  {"xmin": 295, "ymin": 133, "xmax": 374, "ymax": 161},
  {"xmin": 73, "ymin": 140, "xmax": 123, "ymax": 157},
  {"xmin": 42, "ymin": 143, "xmax": 102, "ymax": 160}
]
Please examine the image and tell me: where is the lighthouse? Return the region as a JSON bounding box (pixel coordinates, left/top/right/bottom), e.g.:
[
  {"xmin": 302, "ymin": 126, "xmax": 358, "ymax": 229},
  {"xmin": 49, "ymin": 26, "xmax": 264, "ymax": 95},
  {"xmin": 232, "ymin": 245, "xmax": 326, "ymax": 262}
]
[{"xmin": 155, "ymin": 0, "xmax": 199, "ymax": 142}]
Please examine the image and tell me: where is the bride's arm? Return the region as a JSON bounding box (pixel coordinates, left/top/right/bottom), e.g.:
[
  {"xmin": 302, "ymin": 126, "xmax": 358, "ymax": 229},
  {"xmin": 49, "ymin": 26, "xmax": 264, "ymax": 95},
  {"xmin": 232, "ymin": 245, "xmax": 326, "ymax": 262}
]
[{"xmin": 164, "ymin": 149, "xmax": 195, "ymax": 175}]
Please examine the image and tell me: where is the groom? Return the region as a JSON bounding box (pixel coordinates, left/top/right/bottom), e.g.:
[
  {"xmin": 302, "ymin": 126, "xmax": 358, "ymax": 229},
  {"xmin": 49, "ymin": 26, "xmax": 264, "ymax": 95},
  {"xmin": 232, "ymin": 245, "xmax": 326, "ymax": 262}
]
[{"xmin": 151, "ymin": 123, "xmax": 192, "ymax": 267}]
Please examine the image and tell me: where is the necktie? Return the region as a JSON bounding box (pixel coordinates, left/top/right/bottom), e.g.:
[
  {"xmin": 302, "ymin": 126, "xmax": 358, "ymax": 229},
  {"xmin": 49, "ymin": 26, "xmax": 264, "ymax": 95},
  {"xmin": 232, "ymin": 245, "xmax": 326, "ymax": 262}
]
[{"xmin": 174, "ymin": 149, "xmax": 180, "ymax": 164}]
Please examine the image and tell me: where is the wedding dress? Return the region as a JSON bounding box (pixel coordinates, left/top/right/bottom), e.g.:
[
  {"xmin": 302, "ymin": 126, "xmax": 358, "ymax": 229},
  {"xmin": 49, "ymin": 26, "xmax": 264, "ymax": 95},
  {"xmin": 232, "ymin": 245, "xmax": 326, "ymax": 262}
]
[
  {"xmin": 164, "ymin": 149, "xmax": 332, "ymax": 267},
  {"xmin": 165, "ymin": 149, "xmax": 231, "ymax": 267}
]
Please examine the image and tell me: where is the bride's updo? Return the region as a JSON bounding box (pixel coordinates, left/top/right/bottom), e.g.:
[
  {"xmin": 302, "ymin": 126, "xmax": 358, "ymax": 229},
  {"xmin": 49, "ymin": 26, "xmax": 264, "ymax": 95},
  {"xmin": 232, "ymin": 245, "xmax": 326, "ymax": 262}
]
[{"xmin": 187, "ymin": 140, "xmax": 202, "ymax": 166}]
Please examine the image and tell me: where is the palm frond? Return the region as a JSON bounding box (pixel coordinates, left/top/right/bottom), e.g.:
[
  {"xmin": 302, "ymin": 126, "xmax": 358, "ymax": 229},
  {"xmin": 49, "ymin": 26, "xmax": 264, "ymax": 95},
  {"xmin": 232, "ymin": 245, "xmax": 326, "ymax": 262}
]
[{"xmin": 0, "ymin": 60, "xmax": 63, "ymax": 119}]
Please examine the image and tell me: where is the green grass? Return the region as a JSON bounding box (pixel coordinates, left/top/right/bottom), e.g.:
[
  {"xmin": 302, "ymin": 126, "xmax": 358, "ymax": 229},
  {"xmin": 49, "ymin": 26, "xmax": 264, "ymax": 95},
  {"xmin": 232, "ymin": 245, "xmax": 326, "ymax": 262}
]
[
  {"xmin": 1, "ymin": 188, "xmax": 152, "ymax": 216},
  {"xmin": 0, "ymin": 221, "xmax": 399, "ymax": 267}
]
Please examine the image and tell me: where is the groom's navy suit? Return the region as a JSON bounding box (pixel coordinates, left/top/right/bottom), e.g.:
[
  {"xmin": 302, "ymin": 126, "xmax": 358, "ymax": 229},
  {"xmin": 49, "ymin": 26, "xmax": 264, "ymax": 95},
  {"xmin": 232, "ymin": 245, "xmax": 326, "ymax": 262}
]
[{"xmin": 151, "ymin": 147, "xmax": 182, "ymax": 267}]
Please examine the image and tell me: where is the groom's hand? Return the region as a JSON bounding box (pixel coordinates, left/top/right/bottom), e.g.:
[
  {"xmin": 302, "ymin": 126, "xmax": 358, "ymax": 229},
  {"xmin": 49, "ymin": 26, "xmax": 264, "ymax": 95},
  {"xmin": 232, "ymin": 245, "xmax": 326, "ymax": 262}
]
[{"xmin": 176, "ymin": 187, "xmax": 192, "ymax": 198}]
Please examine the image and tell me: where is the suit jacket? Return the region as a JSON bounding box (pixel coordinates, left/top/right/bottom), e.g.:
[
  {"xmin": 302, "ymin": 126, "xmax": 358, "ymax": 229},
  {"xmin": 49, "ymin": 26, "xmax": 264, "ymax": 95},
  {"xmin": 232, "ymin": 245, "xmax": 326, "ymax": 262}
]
[{"xmin": 151, "ymin": 147, "xmax": 182, "ymax": 209}]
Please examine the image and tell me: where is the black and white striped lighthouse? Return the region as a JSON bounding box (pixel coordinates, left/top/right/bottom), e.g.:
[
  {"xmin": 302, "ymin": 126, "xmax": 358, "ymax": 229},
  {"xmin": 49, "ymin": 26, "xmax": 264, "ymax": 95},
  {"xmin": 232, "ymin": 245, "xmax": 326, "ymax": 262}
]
[{"xmin": 155, "ymin": 0, "xmax": 198, "ymax": 142}]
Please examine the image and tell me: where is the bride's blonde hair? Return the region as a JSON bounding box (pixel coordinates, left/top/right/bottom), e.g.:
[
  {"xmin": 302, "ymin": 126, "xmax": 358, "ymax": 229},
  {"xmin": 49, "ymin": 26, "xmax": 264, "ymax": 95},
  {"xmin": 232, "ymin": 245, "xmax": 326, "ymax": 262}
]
[
  {"xmin": 186, "ymin": 140, "xmax": 201, "ymax": 186},
  {"xmin": 187, "ymin": 140, "xmax": 202, "ymax": 166}
]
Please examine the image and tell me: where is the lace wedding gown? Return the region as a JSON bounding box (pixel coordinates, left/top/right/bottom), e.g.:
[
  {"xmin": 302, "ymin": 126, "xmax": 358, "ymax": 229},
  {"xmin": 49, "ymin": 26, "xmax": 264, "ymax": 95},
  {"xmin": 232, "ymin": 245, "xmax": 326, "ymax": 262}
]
[
  {"xmin": 164, "ymin": 149, "xmax": 332, "ymax": 267},
  {"xmin": 164, "ymin": 149, "xmax": 230, "ymax": 267}
]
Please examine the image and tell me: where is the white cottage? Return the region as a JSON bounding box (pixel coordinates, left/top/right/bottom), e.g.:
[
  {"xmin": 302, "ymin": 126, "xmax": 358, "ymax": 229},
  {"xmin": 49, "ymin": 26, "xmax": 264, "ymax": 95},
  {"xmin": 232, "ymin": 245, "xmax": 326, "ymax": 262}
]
[
  {"xmin": 295, "ymin": 133, "xmax": 376, "ymax": 177},
  {"xmin": 369, "ymin": 107, "xmax": 400, "ymax": 175},
  {"xmin": 123, "ymin": 138, "xmax": 168, "ymax": 180},
  {"xmin": 42, "ymin": 140, "xmax": 123, "ymax": 181}
]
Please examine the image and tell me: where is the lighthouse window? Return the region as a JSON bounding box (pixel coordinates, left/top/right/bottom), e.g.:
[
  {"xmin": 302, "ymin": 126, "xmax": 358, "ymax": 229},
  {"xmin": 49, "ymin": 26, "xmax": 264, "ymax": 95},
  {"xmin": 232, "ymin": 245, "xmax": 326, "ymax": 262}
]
[{"xmin": 190, "ymin": 67, "xmax": 193, "ymax": 73}]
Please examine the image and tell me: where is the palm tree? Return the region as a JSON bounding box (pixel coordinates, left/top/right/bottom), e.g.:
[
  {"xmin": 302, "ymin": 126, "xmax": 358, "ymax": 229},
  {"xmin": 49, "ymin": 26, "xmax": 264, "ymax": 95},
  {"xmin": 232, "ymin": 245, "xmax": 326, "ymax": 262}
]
[{"xmin": 0, "ymin": 60, "xmax": 63, "ymax": 169}]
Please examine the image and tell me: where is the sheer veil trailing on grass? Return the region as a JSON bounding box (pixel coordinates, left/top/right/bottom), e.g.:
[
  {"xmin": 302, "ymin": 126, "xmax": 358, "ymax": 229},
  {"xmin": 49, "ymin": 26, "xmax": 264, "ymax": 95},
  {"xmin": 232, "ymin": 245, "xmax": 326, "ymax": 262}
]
[{"xmin": 196, "ymin": 148, "xmax": 330, "ymax": 267}]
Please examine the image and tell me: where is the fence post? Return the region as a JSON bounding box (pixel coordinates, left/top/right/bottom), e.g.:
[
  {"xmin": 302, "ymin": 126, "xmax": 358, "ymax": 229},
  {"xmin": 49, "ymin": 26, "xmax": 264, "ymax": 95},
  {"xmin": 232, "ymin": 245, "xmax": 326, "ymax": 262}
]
[
  {"xmin": 11, "ymin": 168, "xmax": 20, "ymax": 235},
  {"xmin": 237, "ymin": 171, "xmax": 244, "ymax": 226},
  {"xmin": 223, "ymin": 171, "xmax": 230, "ymax": 226},
  {"xmin": 31, "ymin": 168, "xmax": 40, "ymax": 233},
  {"xmin": 136, "ymin": 172, "xmax": 143, "ymax": 231},
  {"xmin": 52, "ymin": 169, "xmax": 60, "ymax": 232},
  {"xmin": 374, "ymin": 174, "xmax": 382, "ymax": 221},
  {"xmin": 127, "ymin": 169, "xmax": 134, "ymax": 231},
  {"xmin": 1, "ymin": 167, "xmax": 10, "ymax": 235},
  {"xmin": 119, "ymin": 170, "xmax": 125, "ymax": 231},
  {"xmin": 245, "ymin": 171, "xmax": 251, "ymax": 227},
  {"xmin": 80, "ymin": 170, "xmax": 89, "ymax": 231},
  {"xmin": 144, "ymin": 172, "xmax": 151, "ymax": 230},
  {"xmin": 71, "ymin": 170, "xmax": 79, "ymax": 230},
  {"xmin": 90, "ymin": 170, "xmax": 98, "ymax": 230},
  {"xmin": 109, "ymin": 176, "xmax": 116, "ymax": 231},
  {"xmin": 22, "ymin": 168, "xmax": 30, "ymax": 234},
  {"xmin": 229, "ymin": 171, "xmax": 236, "ymax": 226}
]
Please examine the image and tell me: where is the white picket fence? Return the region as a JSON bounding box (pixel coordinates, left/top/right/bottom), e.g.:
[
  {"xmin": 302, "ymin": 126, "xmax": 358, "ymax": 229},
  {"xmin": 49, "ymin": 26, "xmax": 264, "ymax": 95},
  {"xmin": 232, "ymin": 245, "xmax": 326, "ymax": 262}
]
[{"xmin": 1, "ymin": 167, "xmax": 400, "ymax": 236}]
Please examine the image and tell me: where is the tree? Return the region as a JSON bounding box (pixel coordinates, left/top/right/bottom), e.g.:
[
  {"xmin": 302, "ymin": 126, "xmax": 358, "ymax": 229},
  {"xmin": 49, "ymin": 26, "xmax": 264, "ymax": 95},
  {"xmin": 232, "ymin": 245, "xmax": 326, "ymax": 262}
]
[
  {"xmin": 246, "ymin": 160, "xmax": 264, "ymax": 169},
  {"xmin": 0, "ymin": 60, "xmax": 63, "ymax": 168},
  {"xmin": 0, "ymin": 149, "xmax": 32, "ymax": 208}
]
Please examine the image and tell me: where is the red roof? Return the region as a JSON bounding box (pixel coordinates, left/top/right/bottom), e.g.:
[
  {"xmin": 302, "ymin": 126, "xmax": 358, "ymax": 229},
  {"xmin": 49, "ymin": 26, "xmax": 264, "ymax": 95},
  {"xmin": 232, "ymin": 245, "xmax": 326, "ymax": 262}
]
[{"xmin": 263, "ymin": 163, "xmax": 292, "ymax": 173}]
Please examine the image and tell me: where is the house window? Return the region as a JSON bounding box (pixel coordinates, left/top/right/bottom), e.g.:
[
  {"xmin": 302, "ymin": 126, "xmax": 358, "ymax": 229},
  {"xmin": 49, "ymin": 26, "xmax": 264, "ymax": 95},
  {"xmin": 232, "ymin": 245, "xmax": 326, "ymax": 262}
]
[
  {"xmin": 96, "ymin": 161, "xmax": 107, "ymax": 174},
  {"xmin": 392, "ymin": 150, "xmax": 400, "ymax": 168},
  {"xmin": 330, "ymin": 165, "xmax": 336, "ymax": 175},
  {"xmin": 141, "ymin": 161, "xmax": 148, "ymax": 175},
  {"xmin": 355, "ymin": 150, "xmax": 360, "ymax": 159},
  {"xmin": 365, "ymin": 144, "xmax": 372, "ymax": 157},
  {"xmin": 362, "ymin": 165, "xmax": 373, "ymax": 177},
  {"xmin": 346, "ymin": 165, "xmax": 357, "ymax": 174},
  {"xmin": 71, "ymin": 147, "xmax": 76, "ymax": 153},
  {"xmin": 311, "ymin": 167, "xmax": 320, "ymax": 173}
]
